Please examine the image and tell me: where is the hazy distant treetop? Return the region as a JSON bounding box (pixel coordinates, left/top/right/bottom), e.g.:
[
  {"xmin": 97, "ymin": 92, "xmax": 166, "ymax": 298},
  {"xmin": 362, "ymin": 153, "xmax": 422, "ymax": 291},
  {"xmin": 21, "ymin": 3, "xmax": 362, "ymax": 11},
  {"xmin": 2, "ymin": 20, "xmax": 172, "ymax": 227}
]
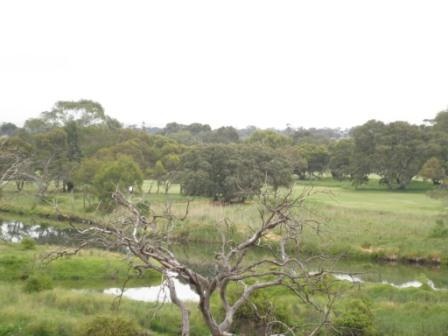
[
  {"xmin": 42, "ymin": 100, "xmax": 106, "ymax": 127},
  {"xmin": 291, "ymin": 127, "xmax": 346, "ymax": 144},
  {"xmin": 0, "ymin": 122, "xmax": 19, "ymax": 137},
  {"xmin": 163, "ymin": 122, "xmax": 211, "ymax": 135},
  {"xmin": 433, "ymin": 110, "xmax": 448, "ymax": 132},
  {"xmin": 246, "ymin": 129, "xmax": 292, "ymax": 148},
  {"xmin": 23, "ymin": 100, "xmax": 121, "ymax": 133}
]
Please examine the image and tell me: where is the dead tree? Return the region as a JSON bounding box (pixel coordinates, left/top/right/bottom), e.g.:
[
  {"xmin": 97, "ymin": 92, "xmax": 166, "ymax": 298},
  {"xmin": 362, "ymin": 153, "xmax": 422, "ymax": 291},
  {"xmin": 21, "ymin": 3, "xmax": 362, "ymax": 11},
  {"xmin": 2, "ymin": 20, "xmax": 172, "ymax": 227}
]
[
  {"xmin": 66, "ymin": 188, "xmax": 336, "ymax": 336},
  {"xmin": 20, "ymin": 154, "xmax": 55, "ymax": 198},
  {"xmin": 0, "ymin": 149, "xmax": 29, "ymax": 191}
]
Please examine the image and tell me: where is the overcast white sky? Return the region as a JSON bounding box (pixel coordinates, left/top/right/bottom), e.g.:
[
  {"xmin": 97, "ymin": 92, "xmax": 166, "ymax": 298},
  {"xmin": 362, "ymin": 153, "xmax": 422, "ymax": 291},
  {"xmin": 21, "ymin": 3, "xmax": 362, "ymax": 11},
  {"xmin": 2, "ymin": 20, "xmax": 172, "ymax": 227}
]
[{"xmin": 1, "ymin": 0, "xmax": 447, "ymax": 129}]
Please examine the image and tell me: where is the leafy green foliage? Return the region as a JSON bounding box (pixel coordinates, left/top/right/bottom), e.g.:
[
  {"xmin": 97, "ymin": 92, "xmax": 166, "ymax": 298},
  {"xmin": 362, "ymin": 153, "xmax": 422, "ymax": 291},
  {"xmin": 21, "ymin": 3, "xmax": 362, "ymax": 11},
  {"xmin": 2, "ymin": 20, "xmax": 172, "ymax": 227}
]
[
  {"xmin": 24, "ymin": 274, "xmax": 53, "ymax": 293},
  {"xmin": 420, "ymin": 157, "xmax": 446, "ymax": 185},
  {"xmin": 180, "ymin": 144, "xmax": 292, "ymax": 201},
  {"xmin": 230, "ymin": 288, "xmax": 292, "ymax": 335},
  {"xmin": 329, "ymin": 139, "xmax": 354, "ymax": 180},
  {"xmin": 20, "ymin": 237, "xmax": 36, "ymax": 250},
  {"xmin": 246, "ymin": 129, "xmax": 292, "ymax": 148},
  {"xmin": 74, "ymin": 155, "xmax": 144, "ymax": 204},
  {"xmin": 298, "ymin": 143, "xmax": 330, "ymax": 176},
  {"xmin": 350, "ymin": 120, "xmax": 428, "ymax": 189},
  {"xmin": 92, "ymin": 156, "xmax": 143, "ymax": 202},
  {"xmin": 0, "ymin": 122, "xmax": 19, "ymax": 137},
  {"xmin": 333, "ymin": 299, "xmax": 376, "ymax": 336}
]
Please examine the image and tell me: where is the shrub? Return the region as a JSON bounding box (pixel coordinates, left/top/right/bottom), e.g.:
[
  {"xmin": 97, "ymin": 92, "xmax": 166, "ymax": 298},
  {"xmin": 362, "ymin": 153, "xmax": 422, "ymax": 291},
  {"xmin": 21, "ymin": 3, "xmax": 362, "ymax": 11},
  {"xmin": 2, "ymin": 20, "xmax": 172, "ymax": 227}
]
[
  {"xmin": 24, "ymin": 274, "xmax": 53, "ymax": 293},
  {"xmin": 333, "ymin": 299, "xmax": 376, "ymax": 336},
  {"xmin": 229, "ymin": 287, "xmax": 292, "ymax": 335},
  {"xmin": 78, "ymin": 315, "xmax": 147, "ymax": 336},
  {"xmin": 20, "ymin": 237, "xmax": 36, "ymax": 250}
]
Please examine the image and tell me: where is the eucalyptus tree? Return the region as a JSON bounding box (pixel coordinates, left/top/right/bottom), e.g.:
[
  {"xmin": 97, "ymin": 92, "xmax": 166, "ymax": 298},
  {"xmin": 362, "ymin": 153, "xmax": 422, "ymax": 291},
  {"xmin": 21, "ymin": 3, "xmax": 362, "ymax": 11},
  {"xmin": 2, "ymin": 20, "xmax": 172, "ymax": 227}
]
[
  {"xmin": 0, "ymin": 137, "xmax": 30, "ymax": 191},
  {"xmin": 328, "ymin": 139, "xmax": 354, "ymax": 180},
  {"xmin": 297, "ymin": 143, "xmax": 330, "ymax": 178},
  {"xmin": 74, "ymin": 156, "xmax": 143, "ymax": 207},
  {"xmin": 0, "ymin": 122, "xmax": 19, "ymax": 137},
  {"xmin": 180, "ymin": 144, "xmax": 293, "ymax": 202},
  {"xmin": 427, "ymin": 110, "xmax": 448, "ymax": 171},
  {"xmin": 20, "ymin": 128, "xmax": 69, "ymax": 197},
  {"xmin": 246, "ymin": 130, "xmax": 293, "ymax": 148},
  {"xmin": 373, "ymin": 121, "xmax": 425, "ymax": 189},
  {"xmin": 39, "ymin": 100, "xmax": 107, "ymax": 127},
  {"xmin": 350, "ymin": 120, "xmax": 428, "ymax": 189},
  {"xmin": 204, "ymin": 126, "xmax": 240, "ymax": 144},
  {"xmin": 280, "ymin": 146, "xmax": 308, "ymax": 180},
  {"xmin": 349, "ymin": 120, "xmax": 385, "ymax": 186},
  {"xmin": 420, "ymin": 157, "xmax": 446, "ymax": 185}
]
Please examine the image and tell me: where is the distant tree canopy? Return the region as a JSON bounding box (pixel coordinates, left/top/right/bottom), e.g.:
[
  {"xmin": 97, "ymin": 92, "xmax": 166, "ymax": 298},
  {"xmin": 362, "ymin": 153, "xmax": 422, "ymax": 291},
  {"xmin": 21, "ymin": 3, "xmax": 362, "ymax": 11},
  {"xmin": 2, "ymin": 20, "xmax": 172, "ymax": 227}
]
[
  {"xmin": 93, "ymin": 156, "xmax": 143, "ymax": 202},
  {"xmin": 246, "ymin": 130, "xmax": 292, "ymax": 148},
  {"xmin": 179, "ymin": 144, "xmax": 292, "ymax": 202},
  {"xmin": 24, "ymin": 100, "xmax": 120, "ymax": 133},
  {"xmin": 0, "ymin": 122, "xmax": 19, "ymax": 137},
  {"xmin": 75, "ymin": 156, "xmax": 143, "ymax": 203},
  {"xmin": 328, "ymin": 139, "xmax": 354, "ymax": 180},
  {"xmin": 350, "ymin": 120, "xmax": 428, "ymax": 189},
  {"xmin": 159, "ymin": 122, "xmax": 240, "ymax": 145},
  {"xmin": 297, "ymin": 143, "xmax": 330, "ymax": 177},
  {"xmin": 420, "ymin": 157, "xmax": 446, "ymax": 185},
  {"xmin": 3, "ymin": 99, "xmax": 448, "ymax": 200}
]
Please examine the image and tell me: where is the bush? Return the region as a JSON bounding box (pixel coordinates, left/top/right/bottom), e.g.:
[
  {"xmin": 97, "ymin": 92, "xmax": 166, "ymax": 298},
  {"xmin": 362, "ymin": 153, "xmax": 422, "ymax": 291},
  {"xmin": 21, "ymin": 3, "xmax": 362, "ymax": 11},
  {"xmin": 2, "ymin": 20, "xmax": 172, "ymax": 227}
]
[
  {"xmin": 79, "ymin": 315, "xmax": 147, "ymax": 336},
  {"xmin": 20, "ymin": 237, "xmax": 36, "ymax": 250},
  {"xmin": 333, "ymin": 299, "xmax": 376, "ymax": 336},
  {"xmin": 229, "ymin": 287, "xmax": 292, "ymax": 335},
  {"xmin": 24, "ymin": 274, "xmax": 53, "ymax": 293},
  {"xmin": 92, "ymin": 156, "xmax": 143, "ymax": 204}
]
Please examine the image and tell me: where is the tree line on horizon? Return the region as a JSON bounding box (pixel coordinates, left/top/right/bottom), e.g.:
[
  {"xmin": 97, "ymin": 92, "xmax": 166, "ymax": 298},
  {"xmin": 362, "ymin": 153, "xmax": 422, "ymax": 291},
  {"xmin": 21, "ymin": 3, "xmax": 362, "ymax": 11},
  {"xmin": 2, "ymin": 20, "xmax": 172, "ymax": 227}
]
[{"xmin": 0, "ymin": 100, "xmax": 447, "ymax": 204}]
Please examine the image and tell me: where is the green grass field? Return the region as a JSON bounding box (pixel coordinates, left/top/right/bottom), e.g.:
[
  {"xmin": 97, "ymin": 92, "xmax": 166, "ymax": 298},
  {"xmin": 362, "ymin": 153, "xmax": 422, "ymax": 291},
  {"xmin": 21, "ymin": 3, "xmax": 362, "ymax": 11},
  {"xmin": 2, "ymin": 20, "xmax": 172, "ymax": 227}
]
[
  {"xmin": 1, "ymin": 178, "xmax": 447, "ymax": 263},
  {"xmin": 292, "ymin": 179, "xmax": 447, "ymax": 263},
  {"xmin": 1, "ymin": 178, "xmax": 448, "ymax": 335}
]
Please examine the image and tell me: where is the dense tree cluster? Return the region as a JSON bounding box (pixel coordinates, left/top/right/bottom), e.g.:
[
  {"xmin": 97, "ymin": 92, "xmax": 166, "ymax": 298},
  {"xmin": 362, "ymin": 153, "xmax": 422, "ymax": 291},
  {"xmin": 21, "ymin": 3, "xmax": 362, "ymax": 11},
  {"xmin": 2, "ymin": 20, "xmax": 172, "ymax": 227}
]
[
  {"xmin": 180, "ymin": 144, "xmax": 292, "ymax": 202},
  {"xmin": 1, "ymin": 100, "xmax": 447, "ymax": 203}
]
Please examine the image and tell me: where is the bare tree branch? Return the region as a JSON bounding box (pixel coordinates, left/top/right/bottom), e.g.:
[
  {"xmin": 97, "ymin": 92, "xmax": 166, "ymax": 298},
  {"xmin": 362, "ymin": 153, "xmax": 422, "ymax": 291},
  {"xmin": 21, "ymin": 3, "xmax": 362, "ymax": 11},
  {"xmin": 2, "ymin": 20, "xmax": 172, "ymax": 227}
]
[{"xmin": 55, "ymin": 187, "xmax": 338, "ymax": 336}]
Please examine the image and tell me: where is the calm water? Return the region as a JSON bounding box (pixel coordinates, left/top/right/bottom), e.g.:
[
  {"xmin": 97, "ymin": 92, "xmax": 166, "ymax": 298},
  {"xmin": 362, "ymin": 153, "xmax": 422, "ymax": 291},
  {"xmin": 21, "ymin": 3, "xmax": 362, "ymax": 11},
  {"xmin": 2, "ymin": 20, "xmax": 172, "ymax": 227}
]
[
  {"xmin": 104, "ymin": 277, "xmax": 200, "ymax": 303},
  {"xmin": 0, "ymin": 220, "xmax": 81, "ymax": 245},
  {"xmin": 2, "ymin": 218, "xmax": 448, "ymax": 302}
]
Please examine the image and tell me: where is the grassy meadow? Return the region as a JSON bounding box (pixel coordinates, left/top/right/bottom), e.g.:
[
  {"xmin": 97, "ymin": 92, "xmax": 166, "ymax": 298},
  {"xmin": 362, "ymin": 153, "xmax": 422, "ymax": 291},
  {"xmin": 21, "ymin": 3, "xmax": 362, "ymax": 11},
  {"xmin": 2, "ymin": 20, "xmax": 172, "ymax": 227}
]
[
  {"xmin": 0, "ymin": 177, "xmax": 447, "ymax": 263},
  {"xmin": 2, "ymin": 261, "xmax": 448, "ymax": 335},
  {"xmin": 296, "ymin": 179, "xmax": 447, "ymax": 263},
  {"xmin": 1, "ymin": 177, "xmax": 448, "ymax": 335}
]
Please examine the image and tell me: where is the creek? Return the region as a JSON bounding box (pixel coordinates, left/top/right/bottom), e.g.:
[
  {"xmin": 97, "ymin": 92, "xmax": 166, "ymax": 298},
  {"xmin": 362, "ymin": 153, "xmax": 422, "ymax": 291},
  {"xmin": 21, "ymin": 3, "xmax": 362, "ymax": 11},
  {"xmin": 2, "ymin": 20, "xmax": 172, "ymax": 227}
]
[{"xmin": 2, "ymin": 218, "xmax": 448, "ymax": 302}]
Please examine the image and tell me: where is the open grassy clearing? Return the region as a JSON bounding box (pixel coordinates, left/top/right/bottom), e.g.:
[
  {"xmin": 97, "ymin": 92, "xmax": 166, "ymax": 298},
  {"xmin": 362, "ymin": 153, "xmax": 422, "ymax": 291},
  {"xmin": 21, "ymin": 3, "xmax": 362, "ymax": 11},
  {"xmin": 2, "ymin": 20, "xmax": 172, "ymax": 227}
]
[
  {"xmin": 291, "ymin": 179, "xmax": 447, "ymax": 263},
  {"xmin": 0, "ymin": 242, "xmax": 158, "ymax": 287},
  {"xmin": 0, "ymin": 282, "xmax": 208, "ymax": 336},
  {"xmin": 1, "ymin": 178, "xmax": 447, "ymax": 263},
  {"xmin": 164, "ymin": 179, "xmax": 447, "ymax": 263}
]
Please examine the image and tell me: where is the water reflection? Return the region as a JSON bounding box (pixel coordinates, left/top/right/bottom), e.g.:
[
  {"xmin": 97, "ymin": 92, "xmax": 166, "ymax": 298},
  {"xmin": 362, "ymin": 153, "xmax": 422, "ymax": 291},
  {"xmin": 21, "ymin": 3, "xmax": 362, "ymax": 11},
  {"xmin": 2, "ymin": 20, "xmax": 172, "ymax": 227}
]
[
  {"xmin": 3, "ymin": 217, "xmax": 448, "ymax": 292},
  {"xmin": 0, "ymin": 221, "xmax": 80, "ymax": 245},
  {"xmin": 103, "ymin": 274, "xmax": 445, "ymax": 304},
  {"xmin": 104, "ymin": 278, "xmax": 199, "ymax": 303},
  {"xmin": 383, "ymin": 280, "xmax": 438, "ymax": 290},
  {"xmin": 333, "ymin": 273, "xmax": 442, "ymax": 290}
]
